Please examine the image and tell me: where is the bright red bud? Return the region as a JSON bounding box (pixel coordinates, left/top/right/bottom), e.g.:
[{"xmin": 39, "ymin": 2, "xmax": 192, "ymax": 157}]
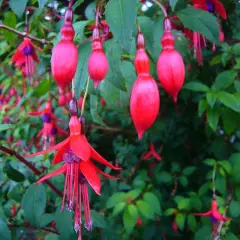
[
  {"xmin": 131, "ymin": 31, "xmax": 160, "ymax": 139},
  {"xmin": 58, "ymin": 94, "xmax": 66, "ymax": 106},
  {"xmin": 157, "ymin": 18, "xmax": 185, "ymax": 103},
  {"xmin": 88, "ymin": 28, "xmax": 108, "ymax": 88},
  {"xmin": 51, "ymin": 8, "xmax": 78, "ymax": 89}
]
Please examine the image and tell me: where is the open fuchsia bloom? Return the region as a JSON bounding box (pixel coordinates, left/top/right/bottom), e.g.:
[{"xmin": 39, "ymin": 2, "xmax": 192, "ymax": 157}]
[
  {"xmin": 12, "ymin": 37, "xmax": 41, "ymax": 82},
  {"xmin": 141, "ymin": 143, "xmax": 162, "ymax": 161},
  {"xmin": 25, "ymin": 99, "xmax": 120, "ymax": 239},
  {"xmin": 130, "ymin": 30, "xmax": 160, "ymax": 140},
  {"xmin": 195, "ymin": 196, "xmax": 231, "ymax": 234},
  {"xmin": 28, "ymin": 100, "xmax": 67, "ymax": 149},
  {"xmin": 157, "ymin": 17, "xmax": 185, "ymax": 103}
]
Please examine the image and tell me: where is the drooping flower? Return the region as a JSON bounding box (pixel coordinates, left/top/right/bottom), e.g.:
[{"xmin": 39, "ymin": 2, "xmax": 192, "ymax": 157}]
[
  {"xmin": 88, "ymin": 27, "xmax": 108, "ymax": 88},
  {"xmin": 12, "ymin": 37, "xmax": 41, "ymax": 85},
  {"xmin": 206, "ymin": 0, "xmax": 227, "ymax": 19},
  {"xmin": 130, "ymin": 30, "xmax": 160, "ymax": 140},
  {"xmin": 25, "ymin": 98, "xmax": 120, "ymax": 239},
  {"xmin": 195, "ymin": 196, "xmax": 231, "ymax": 234},
  {"xmin": 141, "ymin": 142, "xmax": 162, "ymax": 161},
  {"xmin": 157, "ymin": 17, "xmax": 185, "ymax": 103},
  {"xmin": 51, "ymin": 7, "xmax": 78, "ymax": 90},
  {"xmin": 28, "ymin": 100, "xmax": 67, "ymax": 149}
]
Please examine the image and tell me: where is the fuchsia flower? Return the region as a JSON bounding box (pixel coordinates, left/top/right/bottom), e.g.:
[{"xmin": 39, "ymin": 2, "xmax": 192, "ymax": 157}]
[
  {"xmin": 25, "ymin": 99, "xmax": 120, "ymax": 239},
  {"xmin": 141, "ymin": 143, "xmax": 162, "ymax": 161},
  {"xmin": 195, "ymin": 196, "xmax": 231, "ymax": 234},
  {"xmin": 29, "ymin": 100, "xmax": 67, "ymax": 149},
  {"xmin": 206, "ymin": 0, "xmax": 227, "ymax": 19},
  {"xmin": 12, "ymin": 38, "xmax": 41, "ymax": 81}
]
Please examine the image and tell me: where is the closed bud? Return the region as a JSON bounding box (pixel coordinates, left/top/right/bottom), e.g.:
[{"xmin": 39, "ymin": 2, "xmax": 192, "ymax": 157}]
[
  {"xmin": 130, "ymin": 75, "xmax": 160, "ymax": 139},
  {"xmin": 51, "ymin": 8, "xmax": 78, "ymax": 89},
  {"xmin": 157, "ymin": 17, "xmax": 185, "ymax": 103},
  {"xmin": 88, "ymin": 27, "xmax": 108, "ymax": 88}
]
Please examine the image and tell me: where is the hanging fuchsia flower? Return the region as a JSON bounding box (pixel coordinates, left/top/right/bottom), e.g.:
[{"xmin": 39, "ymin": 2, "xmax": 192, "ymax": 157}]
[
  {"xmin": 141, "ymin": 143, "xmax": 162, "ymax": 161},
  {"xmin": 12, "ymin": 38, "xmax": 41, "ymax": 86},
  {"xmin": 206, "ymin": 0, "xmax": 227, "ymax": 19},
  {"xmin": 29, "ymin": 100, "xmax": 67, "ymax": 149},
  {"xmin": 25, "ymin": 99, "xmax": 120, "ymax": 239},
  {"xmin": 195, "ymin": 196, "xmax": 231, "ymax": 235}
]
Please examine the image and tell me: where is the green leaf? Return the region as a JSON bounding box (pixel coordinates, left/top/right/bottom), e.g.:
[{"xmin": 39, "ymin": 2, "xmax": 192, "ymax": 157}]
[
  {"xmin": 143, "ymin": 192, "xmax": 162, "ymax": 215},
  {"xmin": 190, "ymin": 196, "xmax": 202, "ymax": 211},
  {"xmin": 175, "ymin": 213, "xmax": 186, "ymax": 231},
  {"xmin": 3, "ymin": 12, "xmax": 16, "ymax": 46},
  {"xmin": 127, "ymin": 189, "xmax": 141, "ymax": 200},
  {"xmin": 183, "ymin": 166, "xmax": 197, "ymax": 176},
  {"xmin": 178, "ymin": 198, "xmax": 190, "ymax": 211},
  {"xmin": 207, "ymin": 107, "xmax": 219, "ymax": 131},
  {"xmin": 38, "ymin": 0, "xmax": 48, "ymax": 9},
  {"xmin": 187, "ymin": 214, "xmax": 197, "ymax": 232},
  {"xmin": 104, "ymin": 39, "xmax": 126, "ymax": 90},
  {"xmin": 177, "ymin": 7, "xmax": 219, "ymax": 43},
  {"xmin": 184, "ymin": 82, "xmax": 209, "ymax": 92},
  {"xmin": 90, "ymin": 95, "xmax": 107, "ymax": 126},
  {"xmin": 123, "ymin": 207, "xmax": 135, "ymax": 233},
  {"xmin": 105, "ymin": 0, "xmax": 137, "ymax": 52},
  {"xmin": 179, "ymin": 176, "xmax": 188, "ymax": 187},
  {"xmin": 164, "ymin": 208, "xmax": 176, "ymax": 216},
  {"xmin": 0, "ymin": 124, "xmax": 14, "ymax": 131},
  {"xmin": 91, "ymin": 210, "xmax": 107, "ymax": 228},
  {"xmin": 9, "ymin": 0, "xmax": 28, "ymax": 17},
  {"xmin": 21, "ymin": 184, "xmax": 46, "ymax": 227},
  {"xmin": 229, "ymin": 200, "xmax": 240, "ymax": 218},
  {"xmin": 0, "ymin": 219, "xmax": 11, "ymax": 240},
  {"xmin": 215, "ymin": 175, "xmax": 226, "ymax": 194},
  {"xmin": 74, "ymin": 42, "xmax": 91, "ymax": 98},
  {"xmin": 55, "ymin": 208, "xmax": 76, "ymax": 240},
  {"xmin": 4, "ymin": 161, "xmax": 25, "ymax": 182},
  {"xmin": 198, "ymin": 99, "xmax": 208, "ymax": 117},
  {"xmin": 136, "ymin": 200, "xmax": 154, "ymax": 219},
  {"xmin": 206, "ymin": 92, "xmax": 217, "ymax": 108},
  {"xmin": 218, "ymin": 161, "xmax": 232, "ymax": 175},
  {"xmin": 128, "ymin": 204, "xmax": 138, "ymax": 222},
  {"xmin": 72, "ymin": 0, "xmax": 84, "ymax": 11},
  {"xmin": 112, "ymin": 202, "xmax": 126, "ymax": 216},
  {"xmin": 194, "ymin": 226, "xmax": 212, "ymax": 240},
  {"xmin": 44, "ymin": 234, "xmax": 59, "ymax": 240},
  {"xmin": 170, "ymin": 0, "xmax": 179, "ymax": 11},
  {"xmin": 157, "ymin": 171, "xmax": 173, "ymax": 184},
  {"xmin": 225, "ymin": 233, "xmax": 239, "ymax": 240},
  {"xmin": 204, "ymin": 158, "xmax": 216, "ymax": 166},
  {"xmin": 107, "ymin": 192, "xmax": 126, "ymax": 209},
  {"xmin": 33, "ymin": 79, "xmax": 50, "ymax": 97},
  {"xmin": 217, "ymin": 91, "xmax": 240, "ymax": 112},
  {"xmin": 85, "ymin": 2, "xmax": 95, "ymax": 20},
  {"xmin": 212, "ymin": 71, "xmax": 237, "ymax": 91},
  {"xmin": 40, "ymin": 214, "xmax": 55, "ymax": 227}
]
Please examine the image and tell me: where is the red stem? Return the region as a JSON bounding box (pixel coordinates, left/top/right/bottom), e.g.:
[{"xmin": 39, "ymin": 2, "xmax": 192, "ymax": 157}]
[{"xmin": 0, "ymin": 146, "xmax": 62, "ymax": 197}]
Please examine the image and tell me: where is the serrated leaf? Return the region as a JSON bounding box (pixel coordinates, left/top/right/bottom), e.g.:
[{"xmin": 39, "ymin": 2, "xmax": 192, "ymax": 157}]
[
  {"xmin": 136, "ymin": 200, "xmax": 154, "ymax": 219},
  {"xmin": 107, "ymin": 192, "xmax": 126, "ymax": 209},
  {"xmin": 143, "ymin": 192, "xmax": 162, "ymax": 215},
  {"xmin": 9, "ymin": 0, "xmax": 28, "ymax": 17},
  {"xmin": 21, "ymin": 184, "xmax": 46, "ymax": 227},
  {"xmin": 177, "ymin": 7, "xmax": 219, "ymax": 43},
  {"xmin": 184, "ymin": 82, "xmax": 209, "ymax": 92},
  {"xmin": 105, "ymin": 0, "xmax": 137, "ymax": 52}
]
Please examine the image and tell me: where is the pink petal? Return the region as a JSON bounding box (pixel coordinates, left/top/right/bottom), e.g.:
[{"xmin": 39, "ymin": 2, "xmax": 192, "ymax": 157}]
[
  {"xmin": 36, "ymin": 164, "xmax": 67, "ymax": 184},
  {"xmin": 70, "ymin": 135, "xmax": 90, "ymax": 162},
  {"xmin": 25, "ymin": 138, "xmax": 70, "ymax": 158},
  {"xmin": 80, "ymin": 161, "xmax": 101, "ymax": 195},
  {"xmin": 52, "ymin": 142, "xmax": 69, "ymax": 165}
]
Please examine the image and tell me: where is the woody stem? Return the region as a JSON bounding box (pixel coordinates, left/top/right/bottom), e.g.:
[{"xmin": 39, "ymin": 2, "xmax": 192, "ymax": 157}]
[
  {"xmin": 151, "ymin": 0, "xmax": 168, "ymax": 17},
  {"xmin": 212, "ymin": 163, "xmax": 217, "ymax": 195},
  {"xmin": 81, "ymin": 76, "xmax": 90, "ymax": 116},
  {"xmin": 0, "ymin": 22, "xmax": 51, "ymax": 45}
]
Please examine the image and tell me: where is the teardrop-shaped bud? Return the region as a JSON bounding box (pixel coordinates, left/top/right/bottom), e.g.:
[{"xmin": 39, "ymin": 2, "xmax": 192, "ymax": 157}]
[
  {"xmin": 157, "ymin": 18, "xmax": 185, "ymax": 103},
  {"xmin": 51, "ymin": 8, "xmax": 78, "ymax": 89},
  {"xmin": 88, "ymin": 27, "xmax": 108, "ymax": 88},
  {"xmin": 130, "ymin": 75, "xmax": 160, "ymax": 139},
  {"xmin": 58, "ymin": 94, "xmax": 66, "ymax": 106},
  {"xmin": 134, "ymin": 31, "xmax": 150, "ymax": 75}
]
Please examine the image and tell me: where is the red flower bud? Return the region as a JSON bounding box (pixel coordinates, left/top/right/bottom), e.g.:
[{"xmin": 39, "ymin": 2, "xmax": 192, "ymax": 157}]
[
  {"xmin": 58, "ymin": 94, "xmax": 66, "ymax": 106},
  {"xmin": 130, "ymin": 75, "xmax": 160, "ymax": 139},
  {"xmin": 157, "ymin": 18, "xmax": 185, "ymax": 103},
  {"xmin": 136, "ymin": 217, "xmax": 143, "ymax": 226},
  {"xmin": 88, "ymin": 28, "xmax": 108, "ymax": 88},
  {"xmin": 65, "ymin": 90, "xmax": 72, "ymax": 104},
  {"xmin": 51, "ymin": 8, "xmax": 78, "ymax": 89}
]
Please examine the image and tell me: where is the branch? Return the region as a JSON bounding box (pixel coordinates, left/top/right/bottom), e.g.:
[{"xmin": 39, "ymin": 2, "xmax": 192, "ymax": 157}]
[
  {"xmin": 0, "ymin": 22, "xmax": 52, "ymax": 45},
  {"xmin": 0, "ymin": 146, "xmax": 62, "ymax": 197},
  {"xmin": 89, "ymin": 124, "xmax": 135, "ymax": 134},
  {"xmin": 151, "ymin": 0, "xmax": 168, "ymax": 17}
]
